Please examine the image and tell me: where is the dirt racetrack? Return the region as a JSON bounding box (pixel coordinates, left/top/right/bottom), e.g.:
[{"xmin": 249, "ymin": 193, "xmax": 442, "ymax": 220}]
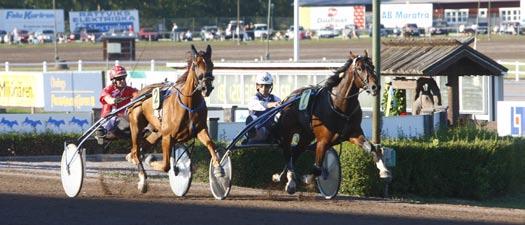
[
  {"xmin": 1, "ymin": 155, "xmax": 524, "ymax": 225},
  {"xmin": 1, "ymin": 37, "xmax": 525, "ymax": 64}
]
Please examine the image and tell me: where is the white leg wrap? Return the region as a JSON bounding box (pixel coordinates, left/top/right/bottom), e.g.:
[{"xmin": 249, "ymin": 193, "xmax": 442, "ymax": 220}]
[{"xmin": 363, "ymin": 141, "xmax": 372, "ymax": 153}]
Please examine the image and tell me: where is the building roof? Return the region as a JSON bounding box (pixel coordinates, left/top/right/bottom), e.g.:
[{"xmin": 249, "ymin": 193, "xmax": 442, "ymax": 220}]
[
  {"xmin": 380, "ymin": 38, "xmax": 508, "ymax": 76},
  {"xmin": 299, "ymin": 0, "xmax": 517, "ymax": 6}
]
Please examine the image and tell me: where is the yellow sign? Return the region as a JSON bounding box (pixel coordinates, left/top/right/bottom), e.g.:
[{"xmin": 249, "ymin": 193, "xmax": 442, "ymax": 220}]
[{"xmin": 0, "ymin": 72, "xmax": 42, "ymax": 107}]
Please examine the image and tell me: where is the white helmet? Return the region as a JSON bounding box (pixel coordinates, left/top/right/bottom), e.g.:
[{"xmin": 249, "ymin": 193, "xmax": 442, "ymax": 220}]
[{"xmin": 256, "ymin": 72, "xmax": 273, "ymax": 85}]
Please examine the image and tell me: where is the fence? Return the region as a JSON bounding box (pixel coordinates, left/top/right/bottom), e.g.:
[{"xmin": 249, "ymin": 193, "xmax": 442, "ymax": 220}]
[
  {"xmin": 2, "ymin": 60, "xmax": 166, "ymax": 72},
  {"xmin": 498, "ymin": 60, "xmax": 525, "ymax": 81}
]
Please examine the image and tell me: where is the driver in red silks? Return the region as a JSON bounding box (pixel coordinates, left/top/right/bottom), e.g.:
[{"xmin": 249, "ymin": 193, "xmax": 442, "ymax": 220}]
[{"xmin": 95, "ymin": 65, "xmax": 138, "ymax": 144}]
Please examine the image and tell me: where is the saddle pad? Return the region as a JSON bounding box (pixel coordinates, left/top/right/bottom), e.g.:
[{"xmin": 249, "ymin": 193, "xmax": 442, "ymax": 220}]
[{"xmin": 299, "ymin": 89, "xmax": 312, "ymax": 111}]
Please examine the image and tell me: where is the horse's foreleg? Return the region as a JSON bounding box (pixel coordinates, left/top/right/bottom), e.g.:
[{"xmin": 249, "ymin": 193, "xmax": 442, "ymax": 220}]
[
  {"xmin": 302, "ymin": 140, "xmax": 331, "ymax": 185},
  {"xmin": 349, "ymin": 135, "xmax": 392, "ymax": 179},
  {"xmin": 150, "ymin": 135, "xmax": 171, "ymax": 172},
  {"xmin": 196, "ymin": 129, "xmax": 224, "ymax": 177}
]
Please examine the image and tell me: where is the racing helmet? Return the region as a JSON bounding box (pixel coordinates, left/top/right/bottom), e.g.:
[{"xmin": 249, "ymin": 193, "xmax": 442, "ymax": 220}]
[
  {"xmin": 256, "ymin": 72, "xmax": 273, "ymax": 85},
  {"xmin": 109, "ymin": 65, "xmax": 128, "ymax": 80}
]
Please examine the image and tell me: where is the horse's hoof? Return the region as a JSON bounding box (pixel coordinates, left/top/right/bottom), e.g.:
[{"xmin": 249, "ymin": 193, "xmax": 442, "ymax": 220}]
[
  {"xmin": 302, "ymin": 174, "xmax": 315, "ymax": 185},
  {"xmin": 145, "ymin": 154, "xmax": 156, "ymax": 166},
  {"xmin": 285, "ymin": 180, "xmax": 296, "ymax": 194},
  {"xmin": 125, "ymin": 153, "xmax": 139, "ymax": 165},
  {"xmin": 213, "ymin": 165, "xmax": 225, "ymax": 177},
  {"xmin": 138, "ymin": 173, "xmax": 148, "ymax": 193},
  {"xmin": 138, "ymin": 181, "xmax": 148, "ymax": 193},
  {"xmin": 380, "ymin": 170, "xmax": 392, "ymax": 180},
  {"xmin": 272, "ymin": 173, "xmax": 281, "ymax": 183}
]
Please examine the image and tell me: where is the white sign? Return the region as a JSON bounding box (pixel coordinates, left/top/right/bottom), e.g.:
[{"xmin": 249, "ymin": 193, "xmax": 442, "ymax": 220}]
[
  {"xmin": 381, "ymin": 4, "xmax": 433, "ymax": 28},
  {"xmin": 309, "ymin": 6, "xmax": 355, "ymax": 30},
  {"xmin": 497, "ymin": 101, "xmax": 525, "ymax": 137},
  {"xmin": 69, "ymin": 10, "xmax": 139, "ymax": 32},
  {"xmin": 0, "ymin": 9, "xmax": 65, "ymax": 32}
]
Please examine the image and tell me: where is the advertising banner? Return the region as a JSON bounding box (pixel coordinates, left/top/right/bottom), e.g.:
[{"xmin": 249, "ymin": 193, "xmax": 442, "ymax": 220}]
[
  {"xmin": 381, "ymin": 4, "xmax": 433, "ymax": 28},
  {"xmin": 0, "ymin": 113, "xmax": 92, "ymax": 134},
  {"xmin": 0, "ymin": 72, "xmax": 44, "ymax": 107},
  {"xmin": 301, "ymin": 6, "xmax": 355, "ymax": 30},
  {"xmin": 69, "ymin": 10, "xmax": 139, "ymax": 32},
  {"xmin": 0, "ymin": 9, "xmax": 65, "ymax": 32},
  {"xmin": 43, "ymin": 72, "xmax": 102, "ymax": 112},
  {"xmin": 497, "ymin": 101, "xmax": 525, "ymax": 137}
]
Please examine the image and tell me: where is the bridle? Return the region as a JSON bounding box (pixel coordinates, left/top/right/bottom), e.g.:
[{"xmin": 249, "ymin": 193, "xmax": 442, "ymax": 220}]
[
  {"xmin": 175, "ymin": 53, "xmax": 214, "ymax": 97},
  {"xmin": 329, "ymin": 56, "xmax": 375, "ymax": 100}
]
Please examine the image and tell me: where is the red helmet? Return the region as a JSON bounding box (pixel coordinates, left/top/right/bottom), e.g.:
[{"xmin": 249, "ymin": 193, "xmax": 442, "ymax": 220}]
[{"xmin": 109, "ymin": 65, "xmax": 127, "ymax": 80}]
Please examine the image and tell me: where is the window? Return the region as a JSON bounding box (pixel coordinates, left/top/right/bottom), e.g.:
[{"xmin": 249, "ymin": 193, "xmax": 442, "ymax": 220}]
[
  {"xmin": 500, "ymin": 8, "xmax": 521, "ymax": 23},
  {"xmin": 445, "ymin": 9, "xmax": 469, "ymax": 24}
]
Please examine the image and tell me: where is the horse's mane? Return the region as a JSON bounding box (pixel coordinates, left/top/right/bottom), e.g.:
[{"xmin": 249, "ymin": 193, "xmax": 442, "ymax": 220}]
[{"xmin": 325, "ymin": 59, "xmax": 352, "ymax": 88}]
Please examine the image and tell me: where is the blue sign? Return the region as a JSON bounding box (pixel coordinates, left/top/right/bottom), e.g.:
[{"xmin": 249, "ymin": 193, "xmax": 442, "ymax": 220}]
[
  {"xmin": 511, "ymin": 106, "xmax": 525, "ymax": 136},
  {"xmin": 43, "ymin": 72, "xmax": 102, "ymax": 112},
  {"xmin": 69, "ymin": 10, "xmax": 139, "ymax": 33}
]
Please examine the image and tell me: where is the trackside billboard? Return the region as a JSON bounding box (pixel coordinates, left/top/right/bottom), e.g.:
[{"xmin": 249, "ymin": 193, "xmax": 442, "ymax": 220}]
[
  {"xmin": 381, "ymin": 4, "xmax": 433, "ymax": 28},
  {"xmin": 69, "ymin": 10, "xmax": 139, "ymax": 32},
  {"xmin": 300, "ymin": 6, "xmax": 366, "ymax": 30},
  {"xmin": 0, "ymin": 9, "xmax": 65, "ymax": 32},
  {"xmin": 497, "ymin": 101, "xmax": 525, "ymax": 137}
]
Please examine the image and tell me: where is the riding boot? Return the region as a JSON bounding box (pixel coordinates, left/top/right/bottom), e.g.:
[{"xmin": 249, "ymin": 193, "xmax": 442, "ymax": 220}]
[{"xmin": 94, "ymin": 128, "xmax": 106, "ymax": 145}]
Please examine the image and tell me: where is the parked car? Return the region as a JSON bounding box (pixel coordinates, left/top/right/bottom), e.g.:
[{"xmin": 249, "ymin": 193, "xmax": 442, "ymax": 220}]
[
  {"xmin": 317, "ymin": 27, "xmax": 338, "ymax": 38},
  {"xmin": 403, "ymin": 23, "xmax": 420, "ymax": 37},
  {"xmin": 16, "ymin": 29, "xmax": 30, "ymax": 43},
  {"xmin": 368, "ymin": 24, "xmax": 389, "ymax": 37},
  {"xmin": 225, "ymin": 20, "xmax": 244, "ymax": 39},
  {"xmin": 138, "ymin": 27, "xmax": 160, "ymax": 41},
  {"xmin": 463, "ymin": 22, "xmax": 488, "ymax": 35},
  {"xmin": 200, "ymin": 25, "xmax": 220, "ymax": 41},
  {"xmin": 36, "ymin": 30, "xmax": 55, "ymax": 43},
  {"xmin": 253, "ymin": 23, "xmax": 271, "ymax": 39},
  {"xmin": 429, "ymin": 21, "xmax": 449, "ymax": 36}
]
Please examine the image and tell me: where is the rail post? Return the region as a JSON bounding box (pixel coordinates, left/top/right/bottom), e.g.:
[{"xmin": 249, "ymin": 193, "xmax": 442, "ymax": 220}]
[
  {"xmin": 208, "ymin": 117, "xmax": 219, "ymax": 141},
  {"xmin": 514, "ymin": 61, "xmax": 520, "ymax": 81},
  {"xmin": 5, "ymin": 62, "xmax": 9, "ymax": 72},
  {"xmin": 78, "ymin": 60, "xmax": 82, "ymax": 71},
  {"xmin": 115, "ymin": 60, "xmax": 119, "ymax": 66},
  {"xmin": 43, "ymin": 61, "xmax": 47, "ymax": 72},
  {"xmin": 150, "ymin": 59, "xmax": 155, "ymax": 72}
]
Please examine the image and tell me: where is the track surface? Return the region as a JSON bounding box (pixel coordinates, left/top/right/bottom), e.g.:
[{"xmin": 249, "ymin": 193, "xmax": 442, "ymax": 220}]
[
  {"xmin": 0, "ymin": 155, "xmax": 523, "ymax": 225},
  {"xmin": 2, "ymin": 37, "xmax": 524, "ymax": 63}
]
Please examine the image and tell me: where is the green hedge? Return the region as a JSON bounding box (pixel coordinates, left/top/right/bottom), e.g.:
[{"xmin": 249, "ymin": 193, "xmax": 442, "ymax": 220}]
[{"xmin": 2, "ymin": 125, "xmax": 524, "ymax": 200}]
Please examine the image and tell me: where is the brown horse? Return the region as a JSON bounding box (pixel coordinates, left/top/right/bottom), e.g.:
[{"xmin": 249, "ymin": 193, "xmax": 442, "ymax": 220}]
[
  {"xmin": 127, "ymin": 45, "xmax": 223, "ymax": 192},
  {"xmin": 274, "ymin": 50, "xmax": 391, "ymax": 194}
]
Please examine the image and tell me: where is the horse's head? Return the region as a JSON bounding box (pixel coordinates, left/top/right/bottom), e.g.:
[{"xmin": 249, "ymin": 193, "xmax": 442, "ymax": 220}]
[
  {"xmin": 347, "ymin": 50, "xmax": 378, "ymax": 96},
  {"xmin": 190, "ymin": 44, "xmax": 215, "ymax": 97}
]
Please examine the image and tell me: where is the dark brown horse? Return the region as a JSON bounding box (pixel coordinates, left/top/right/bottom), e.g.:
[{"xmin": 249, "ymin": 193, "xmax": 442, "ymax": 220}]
[
  {"xmin": 274, "ymin": 50, "xmax": 391, "ymax": 194},
  {"xmin": 127, "ymin": 45, "xmax": 223, "ymax": 192}
]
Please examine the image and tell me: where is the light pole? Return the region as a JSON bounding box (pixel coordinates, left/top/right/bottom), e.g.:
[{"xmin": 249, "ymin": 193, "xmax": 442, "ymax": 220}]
[{"xmin": 265, "ymin": 0, "xmax": 272, "ymax": 60}]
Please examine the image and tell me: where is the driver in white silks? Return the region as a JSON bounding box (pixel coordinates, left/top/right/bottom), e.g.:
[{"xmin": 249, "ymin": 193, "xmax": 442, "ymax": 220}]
[{"xmin": 245, "ymin": 72, "xmax": 281, "ymax": 143}]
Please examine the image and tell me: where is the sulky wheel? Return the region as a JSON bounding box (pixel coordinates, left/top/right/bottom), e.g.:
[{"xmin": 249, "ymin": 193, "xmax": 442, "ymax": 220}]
[
  {"xmin": 168, "ymin": 146, "xmax": 192, "ymax": 196},
  {"xmin": 209, "ymin": 148, "xmax": 232, "ymax": 200},
  {"xmin": 316, "ymin": 147, "xmax": 341, "ymax": 199},
  {"xmin": 60, "ymin": 143, "xmax": 84, "ymax": 198}
]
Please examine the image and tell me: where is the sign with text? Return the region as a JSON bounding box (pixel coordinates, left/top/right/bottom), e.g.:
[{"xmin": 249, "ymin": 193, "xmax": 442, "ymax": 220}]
[
  {"xmin": 0, "ymin": 72, "xmax": 44, "ymax": 107},
  {"xmin": 0, "ymin": 9, "xmax": 65, "ymax": 32},
  {"xmin": 43, "ymin": 72, "xmax": 102, "ymax": 112},
  {"xmin": 381, "ymin": 4, "xmax": 433, "ymax": 28},
  {"xmin": 301, "ymin": 6, "xmax": 355, "ymax": 30},
  {"xmin": 497, "ymin": 101, "xmax": 525, "ymax": 136},
  {"xmin": 69, "ymin": 10, "xmax": 139, "ymax": 32}
]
